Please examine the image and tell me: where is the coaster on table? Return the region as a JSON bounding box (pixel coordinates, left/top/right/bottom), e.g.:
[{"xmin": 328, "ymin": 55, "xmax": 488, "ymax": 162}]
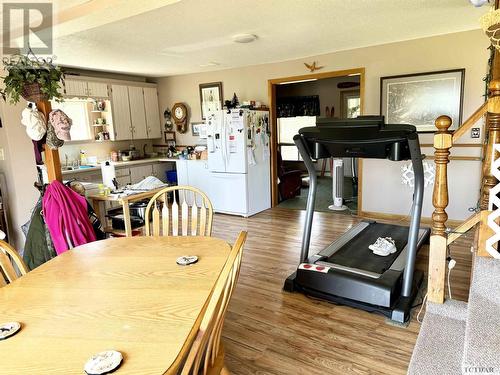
[
  {"xmin": 0, "ymin": 322, "xmax": 21, "ymax": 340},
  {"xmin": 84, "ymin": 350, "xmax": 123, "ymax": 375},
  {"xmin": 176, "ymin": 255, "xmax": 199, "ymax": 266}
]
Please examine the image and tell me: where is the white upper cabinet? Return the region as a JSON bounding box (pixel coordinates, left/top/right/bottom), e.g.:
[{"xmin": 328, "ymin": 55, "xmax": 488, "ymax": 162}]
[
  {"xmin": 143, "ymin": 87, "xmax": 162, "ymax": 139},
  {"xmin": 64, "ymin": 79, "xmax": 109, "ymax": 98},
  {"xmin": 86, "ymin": 81, "xmax": 109, "ymax": 98},
  {"xmin": 128, "ymin": 86, "xmax": 148, "ymax": 140},
  {"xmin": 110, "ymin": 84, "xmax": 132, "ymax": 140},
  {"xmin": 64, "ymin": 79, "xmax": 88, "ymax": 97}
]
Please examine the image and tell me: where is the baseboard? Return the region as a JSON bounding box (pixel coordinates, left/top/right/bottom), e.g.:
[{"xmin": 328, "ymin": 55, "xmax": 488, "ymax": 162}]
[{"xmin": 358, "ymin": 210, "xmax": 462, "ymax": 227}]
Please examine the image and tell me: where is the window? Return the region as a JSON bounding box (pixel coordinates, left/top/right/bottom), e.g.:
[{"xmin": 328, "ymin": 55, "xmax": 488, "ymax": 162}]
[
  {"xmin": 341, "ymin": 91, "xmax": 361, "ymax": 119},
  {"xmin": 50, "ymin": 99, "xmax": 92, "ymax": 141},
  {"xmin": 277, "ymin": 116, "xmax": 316, "ymax": 161}
]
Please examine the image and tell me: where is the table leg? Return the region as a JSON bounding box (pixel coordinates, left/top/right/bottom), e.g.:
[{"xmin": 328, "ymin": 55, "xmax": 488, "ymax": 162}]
[{"xmin": 122, "ymin": 202, "xmax": 132, "ymax": 237}]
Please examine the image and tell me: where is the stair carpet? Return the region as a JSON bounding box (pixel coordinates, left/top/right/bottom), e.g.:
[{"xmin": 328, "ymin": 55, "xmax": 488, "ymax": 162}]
[{"xmin": 408, "ymin": 257, "xmax": 500, "ymax": 375}]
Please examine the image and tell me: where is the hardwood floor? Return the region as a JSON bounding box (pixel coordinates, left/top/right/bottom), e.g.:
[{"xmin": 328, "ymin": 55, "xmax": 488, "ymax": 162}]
[{"xmin": 212, "ymin": 207, "xmax": 473, "ymax": 375}]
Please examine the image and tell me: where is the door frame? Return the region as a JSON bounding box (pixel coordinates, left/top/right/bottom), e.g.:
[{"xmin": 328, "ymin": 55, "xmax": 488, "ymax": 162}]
[{"xmin": 268, "ymin": 67, "xmax": 366, "ymax": 210}]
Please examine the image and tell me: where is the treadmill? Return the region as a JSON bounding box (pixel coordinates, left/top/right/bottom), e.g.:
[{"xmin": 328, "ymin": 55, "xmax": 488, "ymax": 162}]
[{"xmin": 283, "ymin": 116, "xmax": 430, "ymax": 323}]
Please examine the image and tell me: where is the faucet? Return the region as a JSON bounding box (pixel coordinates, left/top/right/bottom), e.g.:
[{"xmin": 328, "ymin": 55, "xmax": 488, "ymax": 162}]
[{"xmin": 64, "ymin": 154, "xmax": 68, "ymax": 167}]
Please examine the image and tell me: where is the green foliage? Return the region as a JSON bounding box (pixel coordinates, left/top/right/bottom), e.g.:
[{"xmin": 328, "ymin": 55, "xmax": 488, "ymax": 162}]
[{"xmin": 1, "ymin": 54, "xmax": 64, "ymax": 104}]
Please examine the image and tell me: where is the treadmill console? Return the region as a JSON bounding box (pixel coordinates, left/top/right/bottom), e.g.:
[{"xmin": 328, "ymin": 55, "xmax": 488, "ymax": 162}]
[{"xmin": 295, "ymin": 116, "xmax": 418, "ymax": 161}]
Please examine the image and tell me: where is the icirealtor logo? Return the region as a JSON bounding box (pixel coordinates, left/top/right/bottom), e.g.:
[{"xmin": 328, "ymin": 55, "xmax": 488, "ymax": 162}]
[
  {"xmin": 2, "ymin": 2, "xmax": 53, "ymax": 55},
  {"xmin": 463, "ymin": 367, "xmax": 495, "ymax": 373}
]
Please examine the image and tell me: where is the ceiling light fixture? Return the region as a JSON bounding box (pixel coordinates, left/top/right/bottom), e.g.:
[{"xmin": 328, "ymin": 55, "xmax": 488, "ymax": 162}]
[
  {"xmin": 232, "ymin": 34, "xmax": 258, "ymax": 44},
  {"xmin": 279, "ymin": 78, "xmax": 317, "ymax": 85}
]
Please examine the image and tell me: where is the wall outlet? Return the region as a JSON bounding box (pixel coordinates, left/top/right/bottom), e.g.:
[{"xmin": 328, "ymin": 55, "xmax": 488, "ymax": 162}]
[{"xmin": 471, "ymin": 128, "xmax": 480, "ymax": 139}]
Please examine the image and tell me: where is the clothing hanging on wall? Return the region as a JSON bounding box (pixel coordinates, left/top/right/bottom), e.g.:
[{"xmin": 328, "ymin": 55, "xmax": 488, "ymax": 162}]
[
  {"xmin": 23, "ymin": 198, "xmax": 56, "ymax": 270},
  {"xmin": 43, "ymin": 180, "xmax": 96, "ymax": 255}
]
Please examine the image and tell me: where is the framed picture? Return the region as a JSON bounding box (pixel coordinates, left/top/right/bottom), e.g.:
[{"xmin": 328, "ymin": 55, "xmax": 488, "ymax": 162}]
[
  {"xmin": 380, "ymin": 69, "xmax": 465, "ymax": 132},
  {"xmin": 199, "ymin": 82, "xmax": 223, "ymax": 120},
  {"xmin": 191, "ymin": 121, "xmax": 207, "ymax": 138},
  {"xmin": 164, "ymin": 131, "xmax": 176, "ymax": 142}
]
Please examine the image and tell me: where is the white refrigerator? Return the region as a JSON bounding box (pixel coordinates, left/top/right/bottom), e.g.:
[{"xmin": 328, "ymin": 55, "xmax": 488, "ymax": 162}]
[{"xmin": 206, "ymin": 109, "xmax": 271, "ymax": 216}]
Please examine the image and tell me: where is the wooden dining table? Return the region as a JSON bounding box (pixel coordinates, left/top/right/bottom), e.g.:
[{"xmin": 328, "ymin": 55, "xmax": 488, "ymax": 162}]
[{"xmin": 0, "ymin": 236, "xmax": 231, "ymax": 375}]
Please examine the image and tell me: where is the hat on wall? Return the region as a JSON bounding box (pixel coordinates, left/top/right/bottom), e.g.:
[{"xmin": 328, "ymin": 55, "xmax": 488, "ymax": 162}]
[
  {"xmin": 20, "ymin": 108, "xmax": 47, "ymax": 141},
  {"xmin": 46, "ymin": 123, "xmax": 64, "ymax": 150},
  {"xmin": 49, "ymin": 109, "xmax": 72, "ymax": 141}
]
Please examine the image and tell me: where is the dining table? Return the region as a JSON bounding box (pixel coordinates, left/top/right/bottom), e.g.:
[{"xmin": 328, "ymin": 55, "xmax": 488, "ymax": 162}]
[{"xmin": 0, "ymin": 236, "xmax": 231, "ymax": 375}]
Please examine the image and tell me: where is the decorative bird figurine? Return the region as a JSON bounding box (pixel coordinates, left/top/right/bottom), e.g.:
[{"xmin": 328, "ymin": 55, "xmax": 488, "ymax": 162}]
[{"xmin": 304, "ymin": 61, "xmax": 324, "ymax": 72}]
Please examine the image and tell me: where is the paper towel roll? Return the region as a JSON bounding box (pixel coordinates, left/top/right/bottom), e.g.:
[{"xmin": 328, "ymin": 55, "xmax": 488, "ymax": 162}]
[{"xmin": 101, "ymin": 161, "xmax": 116, "ymax": 189}]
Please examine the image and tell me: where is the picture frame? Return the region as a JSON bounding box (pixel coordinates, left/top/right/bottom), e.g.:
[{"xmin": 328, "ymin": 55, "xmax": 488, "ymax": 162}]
[
  {"xmin": 380, "ymin": 69, "xmax": 465, "ymax": 133},
  {"xmin": 199, "ymin": 82, "xmax": 223, "ymax": 120},
  {"xmin": 164, "ymin": 131, "xmax": 176, "ymax": 142},
  {"xmin": 191, "ymin": 121, "xmax": 207, "ymax": 138}
]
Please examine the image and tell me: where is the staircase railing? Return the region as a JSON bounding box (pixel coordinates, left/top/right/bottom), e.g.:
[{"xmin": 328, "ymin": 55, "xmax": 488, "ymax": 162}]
[{"xmin": 428, "ymin": 80, "xmax": 498, "ymax": 304}]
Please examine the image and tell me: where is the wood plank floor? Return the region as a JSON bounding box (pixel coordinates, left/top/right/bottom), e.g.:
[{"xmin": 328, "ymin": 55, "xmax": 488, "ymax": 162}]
[{"xmin": 212, "ymin": 207, "xmax": 474, "ymax": 375}]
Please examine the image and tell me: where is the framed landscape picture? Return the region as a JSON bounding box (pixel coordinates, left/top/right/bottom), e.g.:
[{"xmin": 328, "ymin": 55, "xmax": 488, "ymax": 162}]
[
  {"xmin": 199, "ymin": 82, "xmax": 223, "ymax": 120},
  {"xmin": 380, "ymin": 69, "xmax": 465, "ymax": 132}
]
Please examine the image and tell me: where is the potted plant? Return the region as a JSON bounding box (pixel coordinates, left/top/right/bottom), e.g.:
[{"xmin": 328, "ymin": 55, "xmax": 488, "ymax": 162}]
[{"xmin": 1, "ymin": 54, "xmax": 64, "ymax": 104}]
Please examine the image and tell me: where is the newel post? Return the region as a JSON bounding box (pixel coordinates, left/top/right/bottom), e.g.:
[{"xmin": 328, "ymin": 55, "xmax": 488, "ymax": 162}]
[
  {"xmin": 428, "ymin": 115, "xmax": 452, "ymax": 303},
  {"xmin": 480, "ymin": 80, "xmax": 500, "ymax": 210}
]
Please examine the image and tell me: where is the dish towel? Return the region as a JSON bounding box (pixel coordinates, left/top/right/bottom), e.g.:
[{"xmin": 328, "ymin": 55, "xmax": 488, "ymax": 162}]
[{"xmin": 43, "ymin": 180, "xmax": 96, "ymax": 255}]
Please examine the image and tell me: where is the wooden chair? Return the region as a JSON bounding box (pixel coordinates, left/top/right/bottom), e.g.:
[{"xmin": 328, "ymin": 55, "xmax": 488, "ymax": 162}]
[
  {"xmin": 180, "ymin": 231, "xmax": 247, "ymax": 375},
  {"xmin": 144, "ymin": 186, "xmax": 213, "ymax": 237},
  {"xmin": 0, "ymin": 240, "xmax": 28, "ymax": 287}
]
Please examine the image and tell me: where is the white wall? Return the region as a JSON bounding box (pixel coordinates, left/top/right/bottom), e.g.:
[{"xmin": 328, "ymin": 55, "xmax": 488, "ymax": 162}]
[
  {"xmin": 0, "ymin": 99, "xmax": 41, "ymax": 248},
  {"xmin": 156, "ymin": 30, "xmax": 488, "ymax": 220}
]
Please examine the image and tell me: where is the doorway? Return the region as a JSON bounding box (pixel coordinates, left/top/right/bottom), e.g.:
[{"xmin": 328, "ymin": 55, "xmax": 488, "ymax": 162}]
[{"xmin": 268, "ymin": 68, "xmax": 365, "ymax": 214}]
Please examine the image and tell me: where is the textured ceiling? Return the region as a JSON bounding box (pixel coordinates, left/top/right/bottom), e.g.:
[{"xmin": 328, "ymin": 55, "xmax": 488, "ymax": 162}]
[{"xmin": 49, "ymin": 0, "xmax": 487, "ymax": 77}]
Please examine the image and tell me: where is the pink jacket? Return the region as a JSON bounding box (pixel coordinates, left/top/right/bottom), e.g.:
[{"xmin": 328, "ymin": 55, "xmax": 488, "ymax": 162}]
[{"xmin": 43, "ymin": 180, "xmax": 96, "ymax": 255}]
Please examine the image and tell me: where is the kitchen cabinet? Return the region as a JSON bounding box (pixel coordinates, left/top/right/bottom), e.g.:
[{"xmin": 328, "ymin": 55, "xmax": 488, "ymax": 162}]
[
  {"xmin": 64, "ymin": 79, "xmax": 109, "ymax": 98},
  {"xmin": 86, "ymin": 81, "xmax": 109, "ymax": 97},
  {"xmin": 110, "ymin": 85, "xmax": 133, "ymax": 140},
  {"xmin": 143, "ymin": 87, "xmax": 162, "ymax": 139},
  {"xmin": 115, "ymin": 167, "xmax": 131, "ymax": 186},
  {"xmin": 128, "ymin": 86, "xmax": 148, "ymax": 140},
  {"xmin": 64, "ymin": 79, "xmax": 88, "ymax": 97},
  {"xmin": 130, "ymin": 164, "xmax": 154, "ymax": 184},
  {"xmin": 64, "ymin": 171, "xmax": 101, "ymax": 183},
  {"xmin": 152, "ymin": 163, "xmax": 172, "ymax": 182}
]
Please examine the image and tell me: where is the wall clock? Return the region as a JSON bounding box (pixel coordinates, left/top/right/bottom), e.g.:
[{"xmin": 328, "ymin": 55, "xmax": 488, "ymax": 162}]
[{"xmin": 172, "ymin": 102, "xmax": 188, "ymax": 133}]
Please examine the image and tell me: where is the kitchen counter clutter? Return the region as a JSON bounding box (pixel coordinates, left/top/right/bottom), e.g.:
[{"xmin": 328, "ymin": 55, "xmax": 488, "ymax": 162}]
[{"xmin": 61, "ymin": 157, "xmax": 181, "ymax": 175}]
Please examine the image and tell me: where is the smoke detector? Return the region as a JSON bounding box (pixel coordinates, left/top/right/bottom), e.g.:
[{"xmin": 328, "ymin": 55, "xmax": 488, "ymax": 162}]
[{"xmin": 232, "ymin": 34, "xmax": 258, "ymax": 43}]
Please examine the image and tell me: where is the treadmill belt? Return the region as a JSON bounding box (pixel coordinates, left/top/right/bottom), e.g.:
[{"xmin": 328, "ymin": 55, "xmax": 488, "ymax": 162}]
[{"xmin": 326, "ymin": 223, "xmax": 409, "ymax": 275}]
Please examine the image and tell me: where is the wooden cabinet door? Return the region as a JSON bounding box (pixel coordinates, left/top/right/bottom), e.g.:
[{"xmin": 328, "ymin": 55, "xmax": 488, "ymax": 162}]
[
  {"xmin": 110, "ymin": 85, "xmax": 132, "ymax": 140},
  {"xmin": 128, "ymin": 86, "xmax": 148, "ymax": 140},
  {"xmin": 87, "ymin": 81, "xmax": 109, "ymax": 98},
  {"xmin": 143, "ymin": 87, "xmax": 162, "ymax": 139},
  {"xmin": 130, "ymin": 165, "xmax": 153, "ymax": 184},
  {"xmin": 152, "ymin": 162, "xmax": 173, "ymax": 182},
  {"xmin": 64, "ymin": 79, "xmax": 88, "ymax": 97}
]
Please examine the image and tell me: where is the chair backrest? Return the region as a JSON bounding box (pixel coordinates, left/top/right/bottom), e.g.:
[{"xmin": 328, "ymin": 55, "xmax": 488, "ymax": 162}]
[
  {"xmin": 144, "ymin": 185, "xmax": 213, "ymax": 237},
  {"xmin": 180, "ymin": 231, "xmax": 247, "ymax": 375},
  {"xmin": 0, "ymin": 240, "xmax": 28, "ymax": 287}
]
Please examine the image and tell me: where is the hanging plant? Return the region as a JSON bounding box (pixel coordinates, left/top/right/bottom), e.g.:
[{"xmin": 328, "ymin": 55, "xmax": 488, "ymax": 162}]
[
  {"xmin": 0, "ymin": 53, "xmax": 64, "ymax": 104},
  {"xmin": 481, "ymin": 9, "xmax": 500, "ymax": 51}
]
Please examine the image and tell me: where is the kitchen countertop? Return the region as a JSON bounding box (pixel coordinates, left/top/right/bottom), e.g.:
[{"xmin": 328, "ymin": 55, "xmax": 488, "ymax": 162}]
[{"xmin": 61, "ymin": 157, "xmax": 205, "ymax": 175}]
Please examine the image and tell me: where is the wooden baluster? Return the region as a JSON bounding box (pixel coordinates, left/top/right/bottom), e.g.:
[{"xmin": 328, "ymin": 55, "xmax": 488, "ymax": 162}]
[
  {"xmin": 152, "ymin": 203, "xmax": 160, "ymax": 236},
  {"xmin": 162, "ymin": 193, "xmax": 169, "ymax": 236},
  {"xmin": 428, "ymin": 115, "xmax": 452, "ymax": 303},
  {"xmin": 480, "ymin": 80, "xmax": 500, "ymax": 210},
  {"xmin": 191, "ymin": 192, "xmax": 198, "ymax": 236}
]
